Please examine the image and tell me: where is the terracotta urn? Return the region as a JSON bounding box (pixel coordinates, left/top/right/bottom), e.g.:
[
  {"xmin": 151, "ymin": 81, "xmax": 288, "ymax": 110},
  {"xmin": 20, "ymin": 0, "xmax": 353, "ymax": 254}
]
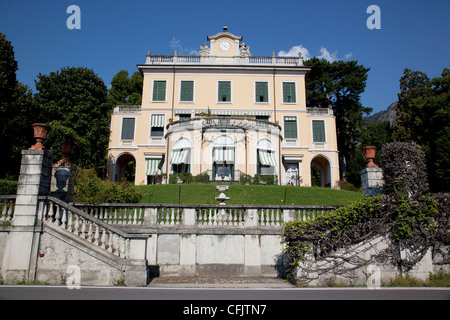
[
  {"xmin": 363, "ymin": 146, "xmax": 378, "ymax": 167},
  {"xmin": 57, "ymin": 141, "xmax": 73, "ymax": 165},
  {"xmin": 29, "ymin": 123, "xmax": 51, "ymax": 150}
]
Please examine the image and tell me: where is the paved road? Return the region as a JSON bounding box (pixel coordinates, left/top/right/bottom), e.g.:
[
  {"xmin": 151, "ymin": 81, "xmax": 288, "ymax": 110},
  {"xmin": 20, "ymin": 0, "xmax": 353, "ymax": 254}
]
[{"xmin": 1, "ymin": 285, "xmax": 449, "ymax": 300}]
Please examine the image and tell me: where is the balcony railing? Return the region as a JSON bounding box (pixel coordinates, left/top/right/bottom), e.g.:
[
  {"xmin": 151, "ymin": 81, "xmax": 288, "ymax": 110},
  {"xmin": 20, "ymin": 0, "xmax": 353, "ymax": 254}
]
[
  {"xmin": 145, "ymin": 54, "xmax": 304, "ymax": 66},
  {"xmin": 74, "ymin": 202, "xmax": 338, "ymax": 227},
  {"xmin": 167, "ymin": 116, "xmax": 281, "ymax": 135}
]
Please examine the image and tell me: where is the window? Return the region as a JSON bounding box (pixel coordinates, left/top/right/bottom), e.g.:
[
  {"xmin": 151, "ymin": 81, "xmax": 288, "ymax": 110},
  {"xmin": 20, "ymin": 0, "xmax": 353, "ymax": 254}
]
[
  {"xmin": 180, "ymin": 80, "xmax": 194, "ymax": 102},
  {"xmin": 150, "ymin": 114, "xmax": 165, "ymax": 137},
  {"xmin": 121, "ymin": 118, "xmax": 135, "ymax": 140},
  {"xmin": 284, "ymin": 116, "xmax": 298, "ymax": 139},
  {"xmin": 312, "ymin": 120, "xmax": 326, "ymax": 142},
  {"xmin": 282, "ymin": 82, "xmax": 296, "ymax": 103},
  {"xmin": 218, "ymin": 81, "xmax": 231, "ymax": 102},
  {"xmin": 255, "ymin": 82, "xmax": 268, "ymax": 103},
  {"xmin": 152, "ymin": 80, "xmax": 166, "ymax": 102}
]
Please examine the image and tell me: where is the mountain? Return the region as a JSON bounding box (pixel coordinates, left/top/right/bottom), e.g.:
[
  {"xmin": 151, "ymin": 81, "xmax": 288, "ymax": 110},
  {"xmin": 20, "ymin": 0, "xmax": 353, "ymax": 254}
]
[{"xmin": 365, "ymin": 102, "xmax": 397, "ymax": 127}]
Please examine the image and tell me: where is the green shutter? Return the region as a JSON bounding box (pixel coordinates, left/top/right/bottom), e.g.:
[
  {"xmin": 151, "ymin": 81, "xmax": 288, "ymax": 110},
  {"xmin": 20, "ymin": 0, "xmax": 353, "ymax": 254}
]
[
  {"xmin": 313, "ymin": 120, "xmax": 326, "ymax": 142},
  {"xmin": 255, "ymin": 82, "xmax": 268, "ymax": 102},
  {"xmin": 284, "ymin": 117, "xmax": 298, "ymax": 139},
  {"xmin": 153, "ymin": 81, "xmax": 166, "ymax": 101},
  {"xmin": 121, "ymin": 118, "xmax": 135, "ymax": 140},
  {"xmin": 283, "ymin": 82, "xmax": 296, "ymax": 103},
  {"xmin": 180, "ymin": 81, "xmax": 193, "ymax": 102},
  {"xmin": 218, "ymin": 81, "xmax": 231, "ymax": 102}
]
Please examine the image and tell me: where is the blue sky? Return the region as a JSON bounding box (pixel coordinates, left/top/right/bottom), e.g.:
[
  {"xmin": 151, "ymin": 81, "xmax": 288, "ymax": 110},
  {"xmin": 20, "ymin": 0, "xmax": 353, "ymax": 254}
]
[{"xmin": 1, "ymin": 0, "xmax": 449, "ymax": 115}]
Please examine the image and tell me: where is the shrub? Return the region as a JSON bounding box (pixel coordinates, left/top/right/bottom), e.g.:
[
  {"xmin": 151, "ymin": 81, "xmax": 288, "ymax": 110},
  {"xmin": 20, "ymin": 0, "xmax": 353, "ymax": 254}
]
[
  {"xmin": 180, "ymin": 172, "xmax": 194, "ymax": 184},
  {"xmin": 74, "ymin": 168, "xmax": 142, "ymax": 203},
  {"xmin": 239, "ymin": 173, "xmax": 252, "ymax": 184},
  {"xmin": 381, "ymin": 141, "xmax": 429, "ymax": 199},
  {"xmin": 0, "ymin": 179, "xmax": 18, "ymax": 195},
  {"xmin": 194, "ymin": 173, "xmax": 209, "ymax": 183},
  {"xmin": 253, "ymin": 174, "xmax": 276, "ymax": 185}
]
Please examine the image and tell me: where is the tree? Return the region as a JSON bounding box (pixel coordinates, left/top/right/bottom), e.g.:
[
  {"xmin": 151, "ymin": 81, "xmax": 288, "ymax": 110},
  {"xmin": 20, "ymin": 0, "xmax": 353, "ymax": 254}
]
[
  {"xmin": 394, "ymin": 68, "xmax": 450, "ymax": 192},
  {"xmin": 107, "ymin": 70, "xmax": 143, "ymax": 106},
  {"xmin": 305, "ymin": 58, "xmax": 372, "ymax": 181},
  {"xmin": 0, "ymin": 33, "xmax": 38, "ymax": 178},
  {"xmin": 34, "ymin": 67, "xmax": 110, "ymax": 175}
]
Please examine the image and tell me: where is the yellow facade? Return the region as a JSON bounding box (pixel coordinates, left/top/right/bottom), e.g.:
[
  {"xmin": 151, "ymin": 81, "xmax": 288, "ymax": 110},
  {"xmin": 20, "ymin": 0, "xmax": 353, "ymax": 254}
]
[{"xmin": 107, "ymin": 28, "xmax": 340, "ymax": 187}]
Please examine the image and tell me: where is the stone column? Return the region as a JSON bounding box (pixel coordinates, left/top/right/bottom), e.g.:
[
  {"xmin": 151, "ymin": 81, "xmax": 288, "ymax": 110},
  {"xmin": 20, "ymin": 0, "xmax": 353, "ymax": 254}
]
[
  {"xmin": 360, "ymin": 167, "xmax": 384, "ymax": 197},
  {"xmin": 360, "ymin": 146, "xmax": 384, "ymax": 197},
  {"xmin": 2, "ymin": 150, "xmax": 53, "ymax": 283}
]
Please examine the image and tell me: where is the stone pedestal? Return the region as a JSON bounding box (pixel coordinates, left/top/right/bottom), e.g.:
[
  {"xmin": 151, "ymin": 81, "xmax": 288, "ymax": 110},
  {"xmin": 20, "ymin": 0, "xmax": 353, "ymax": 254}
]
[
  {"xmin": 2, "ymin": 150, "xmax": 53, "ymax": 283},
  {"xmin": 360, "ymin": 167, "xmax": 383, "ymax": 197}
]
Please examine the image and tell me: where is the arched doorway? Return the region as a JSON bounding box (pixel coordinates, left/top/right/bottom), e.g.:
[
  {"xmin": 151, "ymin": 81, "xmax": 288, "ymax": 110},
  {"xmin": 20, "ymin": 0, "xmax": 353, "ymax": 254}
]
[
  {"xmin": 115, "ymin": 153, "xmax": 136, "ymax": 183},
  {"xmin": 310, "ymin": 155, "xmax": 331, "ymax": 187}
]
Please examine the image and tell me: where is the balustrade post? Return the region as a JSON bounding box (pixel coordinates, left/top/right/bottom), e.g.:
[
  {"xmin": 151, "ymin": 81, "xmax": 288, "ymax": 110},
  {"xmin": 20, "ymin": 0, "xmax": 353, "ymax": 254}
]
[
  {"xmin": 143, "ymin": 207, "xmax": 158, "ymax": 224},
  {"xmin": 283, "ymin": 209, "xmax": 295, "ymax": 224},
  {"xmin": 182, "ymin": 208, "xmax": 196, "ymax": 226},
  {"xmin": 245, "ymin": 209, "xmax": 259, "ymax": 227}
]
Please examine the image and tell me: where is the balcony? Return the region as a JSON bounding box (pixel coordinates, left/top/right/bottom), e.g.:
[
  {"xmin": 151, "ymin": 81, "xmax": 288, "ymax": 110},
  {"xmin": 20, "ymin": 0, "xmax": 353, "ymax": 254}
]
[{"xmin": 166, "ymin": 116, "xmax": 281, "ymax": 135}]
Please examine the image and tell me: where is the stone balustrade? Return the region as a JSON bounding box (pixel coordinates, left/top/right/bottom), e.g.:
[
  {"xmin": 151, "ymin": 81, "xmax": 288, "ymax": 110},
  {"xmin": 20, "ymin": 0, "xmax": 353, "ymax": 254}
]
[
  {"xmin": 73, "ymin": 202, "xmax": 337, "ymax": 227},
  {"xmin": 145, "ymin": 54, "xmax": 303, "ymax": 66},
  {"xmin": 38, "ymin": 196, "xmax": 148, "ymax": 259},
  {"xmin": 0, "ymin": 196, "xmax": 15, "ymax": 223}
]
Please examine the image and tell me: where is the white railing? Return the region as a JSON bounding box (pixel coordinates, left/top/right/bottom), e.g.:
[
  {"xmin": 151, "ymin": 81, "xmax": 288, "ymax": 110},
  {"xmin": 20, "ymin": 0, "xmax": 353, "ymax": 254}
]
[
  {"xmin": 0, "ymin": 196, "xmax": 15, "ymax": 223},
  {"xmin": 74, "ymin": 203, "xmax": 338, "ymax": 227},
  {"xmin": 167, "ymin": 116, "xmax": 281, "ymax": 134},
  {"xmin": 146, "ymin": 55, "xmax": 303, "ymax": 66},
  {"xmin": 38, "ymin": 197, "xmax": 146, "ymax": 258},
  {"xmin": 307, "ymin": 107, "xmax": 333, "ymax": 116}
]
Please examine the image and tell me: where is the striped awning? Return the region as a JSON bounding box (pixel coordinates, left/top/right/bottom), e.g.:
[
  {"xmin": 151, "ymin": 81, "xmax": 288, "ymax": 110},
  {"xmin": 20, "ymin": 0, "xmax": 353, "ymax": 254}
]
[
  {"xmin": 213, "ymin": 148, "xmax": 235, "ymax": 163},
  {"xmin": 170, "ymin": 149, "xmax": 189, "ymax": 165},
  {"xmin": 146, "ymin": 158, "xmax": 161, "ymax": 176},
  {"xmin": 258, "ymin": 150, "xmax": 277, "ymax": 166},
  {"xmin": 151, "ymin": 114, "xmax": 165, "ymax": 127}
]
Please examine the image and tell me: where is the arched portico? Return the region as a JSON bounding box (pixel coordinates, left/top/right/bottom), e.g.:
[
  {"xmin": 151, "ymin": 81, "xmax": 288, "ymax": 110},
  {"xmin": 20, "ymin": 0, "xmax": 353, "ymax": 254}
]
[
  {"xmin": 115, "ymin": 152, "xmax": 137, "ymax": 183},
  {"xmin": 311, "ymin": 155, "xmax": 331, "ymax": 187}
]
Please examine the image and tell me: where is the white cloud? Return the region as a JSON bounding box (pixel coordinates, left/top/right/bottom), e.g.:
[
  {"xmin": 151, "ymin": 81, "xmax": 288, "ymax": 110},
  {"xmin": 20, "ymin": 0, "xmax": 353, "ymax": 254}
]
[
  {"xmin": 170, "ymin": 37, "xmax": 198, "ymax": 55},
  {"xmin": 278, "ymin": 45, "xmax": 311, "ymax": 60},
  {"xmin": 278, "ymin": 45, "xmax": 353, "ymax": 62},
  {"xmin": 317, "ymin": 47, "xmax": 338, "ymax": 62}
]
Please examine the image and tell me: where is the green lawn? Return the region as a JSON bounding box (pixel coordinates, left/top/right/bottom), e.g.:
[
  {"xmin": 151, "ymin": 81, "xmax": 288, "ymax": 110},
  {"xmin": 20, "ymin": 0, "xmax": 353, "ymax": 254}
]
[{"xmin": 138, "ymin": 184, "xmax": 361, "ymax": 206}]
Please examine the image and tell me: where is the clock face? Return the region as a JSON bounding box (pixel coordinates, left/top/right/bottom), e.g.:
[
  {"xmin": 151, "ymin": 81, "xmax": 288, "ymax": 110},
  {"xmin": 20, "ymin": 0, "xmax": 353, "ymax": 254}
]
[{"xmin": 219, "ymin": 41, "xmax": 231, "ymax": 52}]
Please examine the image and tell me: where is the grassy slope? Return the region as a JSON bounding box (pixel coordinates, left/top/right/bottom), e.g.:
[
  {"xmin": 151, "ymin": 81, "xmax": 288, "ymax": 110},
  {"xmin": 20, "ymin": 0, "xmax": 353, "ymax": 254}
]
[{"xmin": 138, "ymin": 184, "xmax": 361, "ymax": 206}]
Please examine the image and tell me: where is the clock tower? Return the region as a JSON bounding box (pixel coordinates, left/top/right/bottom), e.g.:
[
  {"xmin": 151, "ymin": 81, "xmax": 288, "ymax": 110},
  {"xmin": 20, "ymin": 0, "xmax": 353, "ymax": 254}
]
[{"xmin": 206, "ymin": 26, "xmax": 244, "ymax": 57}]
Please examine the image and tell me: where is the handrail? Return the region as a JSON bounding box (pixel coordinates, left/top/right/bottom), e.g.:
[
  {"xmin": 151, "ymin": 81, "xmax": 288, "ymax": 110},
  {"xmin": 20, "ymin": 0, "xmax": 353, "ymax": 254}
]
[
  {"xmin": 166, "ymin": 116, "xmax": 281, "ymax": 133},
  {"xmin": 38, "ymin": 196, "xmax": 147, "ymax": 258},
  {"xmin": 73, "ymin": 202, "xmax": 338, "ymax": 226}
]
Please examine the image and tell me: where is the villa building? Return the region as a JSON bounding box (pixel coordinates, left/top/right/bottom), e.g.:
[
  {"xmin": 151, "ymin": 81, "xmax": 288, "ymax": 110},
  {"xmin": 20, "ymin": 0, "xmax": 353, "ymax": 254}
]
[{"xmin": 107, "ymin": 27, "xmax": 340, "ymax": 187}]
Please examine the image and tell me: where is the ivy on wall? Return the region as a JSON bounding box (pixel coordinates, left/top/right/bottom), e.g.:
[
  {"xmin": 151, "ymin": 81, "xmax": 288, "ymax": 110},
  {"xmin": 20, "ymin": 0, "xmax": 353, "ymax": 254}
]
[{"xmin": 282, "ymin": 142, "xmax": 450, "ymax": 284}]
